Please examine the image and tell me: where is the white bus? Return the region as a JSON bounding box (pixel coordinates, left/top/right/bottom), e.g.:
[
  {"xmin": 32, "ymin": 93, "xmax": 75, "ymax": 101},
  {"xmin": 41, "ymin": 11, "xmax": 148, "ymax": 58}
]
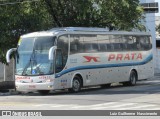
[{"xmin": 6, "ymin": 27, "xmax": 154, "ymax": 94}]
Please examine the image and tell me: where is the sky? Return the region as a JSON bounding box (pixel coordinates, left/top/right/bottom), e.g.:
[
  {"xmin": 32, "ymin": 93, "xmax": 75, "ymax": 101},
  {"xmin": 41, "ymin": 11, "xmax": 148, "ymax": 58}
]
[{"xmin": 155, "ymin": 0, "xmax": 160, "ymax": 16}]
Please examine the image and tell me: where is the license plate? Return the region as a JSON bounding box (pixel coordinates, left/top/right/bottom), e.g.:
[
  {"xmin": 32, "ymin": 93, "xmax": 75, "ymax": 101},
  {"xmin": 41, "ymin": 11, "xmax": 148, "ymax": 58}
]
[{"xmin": 29, "ymin": 85, "xmax": 36, "ymax": 88}]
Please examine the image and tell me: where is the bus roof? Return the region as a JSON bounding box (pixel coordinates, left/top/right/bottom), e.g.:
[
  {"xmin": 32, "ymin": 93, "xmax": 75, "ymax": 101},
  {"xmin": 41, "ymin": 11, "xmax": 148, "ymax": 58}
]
[
  {"xmin": 49, "ymin": 27, "xmax": 110, "ymax": 32},
  {"xmin": 21, "ymin": 27, "xmax": 151, "ymax": 38},
  {"xmin": 49, "ymin": 27, "xmax": 150, "ymax": 34}
]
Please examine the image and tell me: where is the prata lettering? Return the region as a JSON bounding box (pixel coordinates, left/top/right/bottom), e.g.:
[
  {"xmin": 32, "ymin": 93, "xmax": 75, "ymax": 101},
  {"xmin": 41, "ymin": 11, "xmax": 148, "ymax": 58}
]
[{"xmin": 108, "ymin": 53, "xmax": 142, "ymax": 61}]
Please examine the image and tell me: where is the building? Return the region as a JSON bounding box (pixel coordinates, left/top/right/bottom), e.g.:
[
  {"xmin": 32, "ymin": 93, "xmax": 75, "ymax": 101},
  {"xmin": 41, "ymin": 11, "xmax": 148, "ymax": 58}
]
[
  {"xmin": 155, "ymin": 16, "xmax": 160, "ymax": 26},
  {"xmin": 140, "ymin": 0, "xmax": 159, "ymax": 73}
]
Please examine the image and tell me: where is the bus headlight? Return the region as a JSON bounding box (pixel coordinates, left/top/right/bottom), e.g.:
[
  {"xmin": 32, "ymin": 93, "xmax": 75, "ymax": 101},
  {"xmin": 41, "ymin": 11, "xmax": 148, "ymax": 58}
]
[
  {"xmin": 48, "ymin": 85, "xmax": 53, "ymax": 88},
  {"xmin": 16, "ymin": 86, "xmax": 19, "ymax": 89}
]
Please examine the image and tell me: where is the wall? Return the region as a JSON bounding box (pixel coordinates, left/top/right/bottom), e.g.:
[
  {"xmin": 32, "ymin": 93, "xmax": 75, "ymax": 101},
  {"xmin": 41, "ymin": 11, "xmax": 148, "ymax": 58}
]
[
  {"xmin": 0, "ymin": 61, "xmax": 14, "ymax": 82},
  {"xmin": 140, "ymin": 0, "xmax": 157, "ymax": 73},
  {"xmin": 0, "ymin": 63, "xmax": 4, "ymax": 82}
]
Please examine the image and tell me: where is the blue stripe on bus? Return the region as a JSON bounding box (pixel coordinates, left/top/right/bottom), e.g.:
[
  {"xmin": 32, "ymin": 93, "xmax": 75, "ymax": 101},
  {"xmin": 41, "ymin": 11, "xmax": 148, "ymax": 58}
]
[{"xmin": 55, "ymin": 54, "xmax": 153, "ymax": 78}]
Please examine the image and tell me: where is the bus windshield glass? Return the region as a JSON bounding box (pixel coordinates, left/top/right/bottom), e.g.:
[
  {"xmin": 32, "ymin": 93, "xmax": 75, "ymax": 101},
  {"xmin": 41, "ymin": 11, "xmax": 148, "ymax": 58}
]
[{"xmin": 16, "ymin": 36, "xmax": 55, "ymax": 76}]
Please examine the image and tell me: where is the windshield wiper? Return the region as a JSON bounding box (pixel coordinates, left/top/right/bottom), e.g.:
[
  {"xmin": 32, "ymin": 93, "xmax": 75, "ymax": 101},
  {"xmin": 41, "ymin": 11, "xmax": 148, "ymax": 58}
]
[{"xmin": 22, "ymin": 49, "xmax": 38, "ymax": 76}]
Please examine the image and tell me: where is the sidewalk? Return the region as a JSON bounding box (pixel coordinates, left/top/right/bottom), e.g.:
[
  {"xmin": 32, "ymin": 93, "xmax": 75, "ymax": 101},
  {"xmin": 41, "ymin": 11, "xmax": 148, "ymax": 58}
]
[{"xmin": 0, "ymin": 89, "xmax": 17, "ymax": 96}]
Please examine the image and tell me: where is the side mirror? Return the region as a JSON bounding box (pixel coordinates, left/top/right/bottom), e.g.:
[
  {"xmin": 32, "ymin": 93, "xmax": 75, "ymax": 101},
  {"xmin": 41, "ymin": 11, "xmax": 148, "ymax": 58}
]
[
  {"xmin": 6, "ymin": 48, "xmax": 17, "ymax": 63},
  {"xmin": 49, "ymin": 46, "xmax": 57, "ymax": 60}
]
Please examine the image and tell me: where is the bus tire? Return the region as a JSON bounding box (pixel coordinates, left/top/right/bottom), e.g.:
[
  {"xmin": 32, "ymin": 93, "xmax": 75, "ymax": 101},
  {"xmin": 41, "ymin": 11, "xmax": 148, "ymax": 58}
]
[
  {"xmin": 123, "ymin": 70, "xmax": 137, "ymax": 86},
  {"xmin": 128, "ymin": 70, "xmax": 137, "ymax": 86},
  {"xmin": 38, "ymin": 90, "xmax": 50, "ymax": 95},
  {"xmin": 69, "ymin": 76, "xmax": 82, "ymax": 93}
]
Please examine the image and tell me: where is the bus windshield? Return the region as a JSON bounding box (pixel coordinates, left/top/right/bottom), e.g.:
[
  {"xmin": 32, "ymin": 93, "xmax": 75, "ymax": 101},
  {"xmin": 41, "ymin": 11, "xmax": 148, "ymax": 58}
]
[{"xmin": 16, "ymin": 36, "xmax": 56, "ymax": 76}]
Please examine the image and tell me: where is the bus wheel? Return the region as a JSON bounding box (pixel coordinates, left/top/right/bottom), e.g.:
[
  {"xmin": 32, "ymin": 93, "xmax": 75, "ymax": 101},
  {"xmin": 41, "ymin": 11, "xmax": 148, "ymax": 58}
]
[
  {"xmin": 38, "ymin": 90, "xmax": 50, "ymax": 95},
  {"xmin": 128, "ymin": 70, "xmax": 137, "ymax": 86},
  {"xmin": 123, "ymin": 70, "xmax": 137, "ymax": 86},
  {"xmin": 69, "ymin": 76, "xmax": 82, "ymax": 92}
]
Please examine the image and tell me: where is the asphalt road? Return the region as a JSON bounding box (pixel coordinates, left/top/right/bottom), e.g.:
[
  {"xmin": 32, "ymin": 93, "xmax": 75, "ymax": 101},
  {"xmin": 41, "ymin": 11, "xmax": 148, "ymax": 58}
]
[{"xmin": 0, "ymin": 75, "xmax": 160, "ymax": 110}]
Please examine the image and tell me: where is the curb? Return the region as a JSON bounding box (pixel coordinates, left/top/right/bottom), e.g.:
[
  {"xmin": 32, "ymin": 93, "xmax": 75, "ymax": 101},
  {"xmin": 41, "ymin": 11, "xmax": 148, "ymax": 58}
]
[
  {"xmin": 0, "ymin": 89, "xmax": 18, "ymax": 96},
  {"xmin": 0, "ymin": 91, "xmax": 10, "ymax": 96},
  {"xmin": 155, "ymin": 73, "xmax": 160, "ymax": 76}
]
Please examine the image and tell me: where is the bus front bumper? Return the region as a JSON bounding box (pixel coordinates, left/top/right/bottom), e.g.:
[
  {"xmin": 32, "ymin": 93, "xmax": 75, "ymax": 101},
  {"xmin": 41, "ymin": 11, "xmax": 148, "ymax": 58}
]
[{"xmin": 15, "ymin": 82, "xmax": 54, "ymax": 92}]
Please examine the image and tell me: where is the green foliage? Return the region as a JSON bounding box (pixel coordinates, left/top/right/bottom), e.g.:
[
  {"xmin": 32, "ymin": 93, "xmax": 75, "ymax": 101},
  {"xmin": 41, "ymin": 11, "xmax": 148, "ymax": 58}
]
[
  {"xmin": 156, "ymin": 24, "xmax": 160, "ymax": 34},
  {"xmin": 0, "ymin": 0, "xmax": 53, "ymax": 63},
  {"xmin": 0, "ymin": 0, "xmax": 144, "ymax": 63},
  {"xmin": 43, "ymin": 0, "xmax": 144, "ymax": 30}
]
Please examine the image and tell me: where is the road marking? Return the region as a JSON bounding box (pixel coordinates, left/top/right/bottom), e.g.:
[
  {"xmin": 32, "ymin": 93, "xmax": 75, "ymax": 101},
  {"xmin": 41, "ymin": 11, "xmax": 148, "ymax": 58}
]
[
  {"xmin": 31, "ymin": 102, "xmax": 159, "ymax": 110},
  {"xmin": 51, "ymin": 105, "xmax": 68, "ymax": 108},
  {"xmin": 71, "ymin": 105, "xmax": 90, "ymax": 109},
  {"xmin": 1, "ymin": 101, "xmax": 159, "ymax": 110},
  {"xmin": 90, "ymin": 102, "xmax": 117, "ymax": 107},
  {"xmin": 117, "ymin": 105, "xmax": 156, "ymax": 110},
  {"xmin": 91, "ymin": 103, "xmax": 136, "ymax": 110},
  {"xmin": 33, "ymin": 104, "xmax": 51, "ymax": 107},
  {"xmin": 0, "ymin": 102, "xmax": 36, "ymax": 106},
  {"xmin": 146, "ymin": 108, "xmax": 160, "ymax": 110},
  {"xmin": 71, "ymin": 102, "xmax": 117, "ymax": 109},
  {"xmin": 51, "ymin": 104, "xmax": 76, "ymax": 108}
]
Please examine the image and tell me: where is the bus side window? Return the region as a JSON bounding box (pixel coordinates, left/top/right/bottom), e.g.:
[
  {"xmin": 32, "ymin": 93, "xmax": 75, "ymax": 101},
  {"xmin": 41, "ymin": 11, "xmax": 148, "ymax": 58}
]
[
  {"xmin": 84, "ymin": 44, "xmax": 91, "ymax": 52},
  {"xmin": 132, "ymin": 43, "xmax": 137, "ymax": 50},
  {"xmin": 113, "ymin": 43, "xmax": 122, "ymax": 51},
  {"xmin": 136, "ymin": 37, "xmax": 142, "ymax": 50},
  {"xmin": 122, "ymin": 43, "xmax": 127, "ymax": 50},
  {"xmin": 92, "ymin": 43, "xmax": 99, "ymax": 51},
  {"xmin": 137, "ymin": 43, "xmax": 141, "ymax": 50},
  {"xmin": 83, "ymin": 35, "xmax": 98, "ymax": 53},
  {"xmin": 106, "ymin": 44, "xmax": 111, "ymax": 51},
  {"xmin": 70, "ymin": 35, "xmax": 84, "ymax": 54},
  {"xmin": 97, "ymin": 35, "xmax": 110, "ymax": 52},
  {"xmin": 110, "ymin": 44, "xmax": 114, "ymax": 51},
  {"xmin": 140, "ymin": 36, "xmax": 151, "ymax": 50},
  {"xmin": 127, "ymin": 44, "xmax": 133, "ymax": 50},
  {"xmin": 99, "ymin": 44, "xmax": 107, "ymax": 52},
  {"xmin": 70, "ymin": 44, "xmax": 78, "ymax": 53}
]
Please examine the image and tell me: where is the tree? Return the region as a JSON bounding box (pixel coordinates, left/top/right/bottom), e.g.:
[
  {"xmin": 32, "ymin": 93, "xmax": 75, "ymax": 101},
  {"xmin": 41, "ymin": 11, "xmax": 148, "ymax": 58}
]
[
  {"xmin": 0, "ymin": 0, "xmax": 145, "ymax": 63},
  {"xmin": 0, "ymin": 0, "xmax": 53, "ymax": 63},
  {"xmin": 156, "ymin": 24, "xmax": 160, "ymax": 34},
  {"xmin": 43, "ymin": 0, "xmax": 144, "ymax": 30}
]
